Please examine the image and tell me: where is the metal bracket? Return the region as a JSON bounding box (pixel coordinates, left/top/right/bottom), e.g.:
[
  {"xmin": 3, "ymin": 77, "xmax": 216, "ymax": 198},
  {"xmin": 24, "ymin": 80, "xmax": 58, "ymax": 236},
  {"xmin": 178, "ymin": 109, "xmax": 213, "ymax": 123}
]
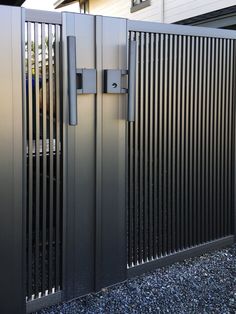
[
  {"xmin": 76, "ymin": 69, "xmax": 97, "ymax": 94},
  {"xmin": 104, "ymin": 69, "xmax": 128, "ymax": 94}
]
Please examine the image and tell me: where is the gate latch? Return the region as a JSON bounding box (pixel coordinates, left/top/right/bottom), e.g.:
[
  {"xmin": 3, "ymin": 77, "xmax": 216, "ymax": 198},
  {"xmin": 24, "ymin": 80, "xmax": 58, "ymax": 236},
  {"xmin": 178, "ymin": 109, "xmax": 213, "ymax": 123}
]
[
  {"xmin": 77, "ymin": 69, "xmax": 97, "ymax": 94},
  {"xmin": 104, "ymin": 69, "xmax": 128, "ymax": 94}
]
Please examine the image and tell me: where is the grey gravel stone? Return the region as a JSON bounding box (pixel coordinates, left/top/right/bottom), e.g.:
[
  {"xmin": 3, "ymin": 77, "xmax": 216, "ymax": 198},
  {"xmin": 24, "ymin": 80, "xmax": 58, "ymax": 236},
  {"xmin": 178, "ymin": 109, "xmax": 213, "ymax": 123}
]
[{"xmin": 37, "ymin": 244, "xmax": 236, "ymax": 314}]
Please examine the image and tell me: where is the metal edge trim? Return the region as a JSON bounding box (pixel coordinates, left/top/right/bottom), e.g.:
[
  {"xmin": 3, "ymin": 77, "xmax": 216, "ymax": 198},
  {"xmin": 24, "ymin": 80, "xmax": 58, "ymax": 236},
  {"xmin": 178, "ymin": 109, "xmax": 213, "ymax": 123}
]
[
  {"xmin": 21, "ymin": 7, "xmax": 27, "ymax": 314},
  {"xmin": 130, "ymin": 0, "xmax": 151, "ymax": 14},
  {"xmin": 127, "ymin": 19, "xmax": 236, "ymax": 40},
  {"xmin": 25, "ymin": 9, "xmax": 62, "ymax": 24},
  {"xmin": 26, "ymin": 291, "xmax": 62, "ymax": 313},
  {"xmin": 127, "ymin": 236, "xmax": 234, "ymax": 278}
]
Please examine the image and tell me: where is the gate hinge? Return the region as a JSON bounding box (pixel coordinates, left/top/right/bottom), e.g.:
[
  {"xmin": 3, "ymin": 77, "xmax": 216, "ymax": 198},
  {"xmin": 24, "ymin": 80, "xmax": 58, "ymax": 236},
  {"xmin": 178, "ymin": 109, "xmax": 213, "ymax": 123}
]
[{"xmin": 104, "ymin": 69, "xmax": 128, "ymax": 94}]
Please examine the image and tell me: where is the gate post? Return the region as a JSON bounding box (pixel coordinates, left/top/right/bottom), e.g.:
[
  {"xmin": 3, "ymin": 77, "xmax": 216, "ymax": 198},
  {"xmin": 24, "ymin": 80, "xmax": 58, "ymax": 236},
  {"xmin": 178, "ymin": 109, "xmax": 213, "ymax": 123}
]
[
  {"xmin": 95, "ymin": 16, "xmax": 127, "ymax": 290},
  {"xmin": 0, "ymin": 6, "xmax": 25, "ymax": 314}
]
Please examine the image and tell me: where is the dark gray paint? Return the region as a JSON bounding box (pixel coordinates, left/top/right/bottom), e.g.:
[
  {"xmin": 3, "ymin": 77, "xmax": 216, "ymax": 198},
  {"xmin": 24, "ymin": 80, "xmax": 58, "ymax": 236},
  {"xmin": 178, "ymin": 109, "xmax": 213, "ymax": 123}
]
[
  {"xmin": 128, "ymin": 19, "xmax": 236, "ymax": 39},
  {"xmin": 0, "ymin": 7, "xmax": 234, "ymax": 313},
  {"xmin": 63, "ymin": 13, "xmax": 127, "ymax": 294},
  {"xmin": 0, "ymin": 6, "xmax": 24, "ymax": 314},
  {"xmin": 128, "ymin": 236, "xmax": 234, "ymax": 277},
  {"xmin": 26, "ymin": 292, "xmax": 62, "ymax": 313},
  {"xmin": 98, "ymin": 16, "xmax": 127, "ymax": 288},
  {"xmin": 63, "ymin": 13, "xmax": 96, "ymax": 298},
  {"xmin": 127, "ymin": 26, "xmax": 235, "ymax": 269}
]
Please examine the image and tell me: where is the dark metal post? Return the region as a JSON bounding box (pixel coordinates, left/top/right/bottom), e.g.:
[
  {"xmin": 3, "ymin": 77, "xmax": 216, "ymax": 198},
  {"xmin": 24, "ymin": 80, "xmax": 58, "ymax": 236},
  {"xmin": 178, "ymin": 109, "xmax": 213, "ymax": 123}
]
[{"xmin": 0, "ymin": 6, "xmax": 24, "ymax": 314}]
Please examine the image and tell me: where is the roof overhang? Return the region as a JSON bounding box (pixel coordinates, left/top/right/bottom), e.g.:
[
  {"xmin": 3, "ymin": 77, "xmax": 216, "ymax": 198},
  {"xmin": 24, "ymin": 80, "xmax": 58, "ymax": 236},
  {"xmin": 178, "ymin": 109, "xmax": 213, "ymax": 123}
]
[
  {"xmin": 175, "ymin": 5, "xmax": 236, "ymax": 28},
  {"xmin": 0, "ymin": 0, "xmax": 25, "ymax": 6},
  {"xmin": 54, "ymin": 0, "xmax": 80, "ymax": 9}
]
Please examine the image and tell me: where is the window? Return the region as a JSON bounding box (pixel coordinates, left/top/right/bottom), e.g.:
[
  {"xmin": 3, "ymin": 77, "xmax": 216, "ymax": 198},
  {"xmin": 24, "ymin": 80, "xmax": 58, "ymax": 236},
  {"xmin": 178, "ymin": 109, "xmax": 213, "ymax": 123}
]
[
  {"xmin": 79, "ymin": 0, "xmax": 89, "ymax": 14},
  {"xmin": 131, "ymin": 0, "xmax": 151, "ymax": 13}
]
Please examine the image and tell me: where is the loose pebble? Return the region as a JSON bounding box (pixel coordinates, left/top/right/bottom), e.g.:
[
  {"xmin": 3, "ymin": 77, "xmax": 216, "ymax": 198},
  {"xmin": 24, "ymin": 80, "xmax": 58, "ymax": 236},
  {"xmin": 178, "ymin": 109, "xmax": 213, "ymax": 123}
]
[{"xmin": 37, "ymin": 245, "xmax": 236, "ymax": 314}]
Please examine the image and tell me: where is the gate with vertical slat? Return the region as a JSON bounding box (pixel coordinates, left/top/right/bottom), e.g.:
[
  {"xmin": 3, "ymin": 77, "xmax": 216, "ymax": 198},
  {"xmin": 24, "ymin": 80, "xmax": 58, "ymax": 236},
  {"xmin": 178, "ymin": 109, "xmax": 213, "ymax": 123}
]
[
  {"xmin": 0, "ymin": 6, "xmax": 235, "ymax": 314},
  {"xmin": 127, "ymin": 22, "xmax": 235, "ymax": 276},
  {"xmin": 25, "ymin": 15, "xmax": 63, "ymax": 304}
]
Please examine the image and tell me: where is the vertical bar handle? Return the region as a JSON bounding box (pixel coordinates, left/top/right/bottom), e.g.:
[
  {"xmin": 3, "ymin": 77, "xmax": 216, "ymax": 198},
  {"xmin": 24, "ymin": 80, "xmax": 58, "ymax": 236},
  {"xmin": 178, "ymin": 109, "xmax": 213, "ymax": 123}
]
[
  {"xmin": 67, "ymin": 36, "xmax": 77, "ymax": 125},
  {"xmin": 128, "ymin": 40, "xmax": 137, "ymax": 122}
]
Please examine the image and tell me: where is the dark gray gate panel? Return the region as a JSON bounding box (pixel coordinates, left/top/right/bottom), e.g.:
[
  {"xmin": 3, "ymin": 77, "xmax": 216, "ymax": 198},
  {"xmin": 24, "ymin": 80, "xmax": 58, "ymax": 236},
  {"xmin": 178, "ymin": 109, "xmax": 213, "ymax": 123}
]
[
  {"xmin": 95, "ymin": 16, "xmax": 127, "ymax": 289},
  {"xmin": 62, "ymin": 13, "xmax": 96, "ymax": 298},
  {"xmin": 127, "ymin": 20, "xmax": 236, "ymax": 271},
  {"xmin": 25, "ymin": 16, "xmax": 63, "ymax": 305},
  {"xmin": 23, "ymin": 10, "xmax": 64, "ymax": 313},
  {"xmin": 0, "ymin": 6, "xmax": 24, "ymax": 314}
]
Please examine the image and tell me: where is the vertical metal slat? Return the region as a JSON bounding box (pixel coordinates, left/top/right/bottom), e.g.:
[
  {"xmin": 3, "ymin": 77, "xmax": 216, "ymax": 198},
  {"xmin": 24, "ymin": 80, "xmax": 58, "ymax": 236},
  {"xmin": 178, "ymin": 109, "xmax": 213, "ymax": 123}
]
[
  {"xmin": 167, "ymin": 34, "xmax": 173, "ymax": 253},
  {"xmin": 41, "ymin": 23, "xmax": 47, "ymax": 295},
  {"xmin": 176, "ymin": 35, "xmax": 182, "ymax": 252},
  {"xmin": 55, "ymin": 24, "xmax": 61, "ymax": 290},
  {"xmin": 133, "ymin": 31, "xmax": 139, "ymax": 266},
  {"xmin": 148, "ymin": 32, "xmax": 154, "ymax": 260},
  {"xmin": 180, "ymin": 35, "xmax": 186, "ymax": 249},
  {"xmin": 48, "ymin": 24, "xmax": 54, "ymax": 293},
  {"xmin": 153, "ymin": 33, "xmax": 159, "ymax": 259},
  {"xmin": 34, "ymin": 22, "xmax": 40, "ymax": 297},
  {"xmin": 171, "ymin": 35, "xmax": 177, "ymax": 252},
  {"xmin": 27, "ymin": 21, "xmax": 33, "ymax": 299},
  {"xmin": 139, "ymin": 32, "xmax": 144, "ymax": 263},
  {"xmin": 158, "ymin": 33, "xmax": 164, "ymax": 256}
]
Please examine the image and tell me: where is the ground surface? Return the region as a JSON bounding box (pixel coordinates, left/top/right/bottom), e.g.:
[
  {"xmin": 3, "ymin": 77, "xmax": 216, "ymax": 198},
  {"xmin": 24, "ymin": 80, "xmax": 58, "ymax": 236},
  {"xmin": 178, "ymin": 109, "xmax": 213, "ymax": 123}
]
[{"xmin": 38, "ymin": 244, "xmax": 236, "ymax": 314}]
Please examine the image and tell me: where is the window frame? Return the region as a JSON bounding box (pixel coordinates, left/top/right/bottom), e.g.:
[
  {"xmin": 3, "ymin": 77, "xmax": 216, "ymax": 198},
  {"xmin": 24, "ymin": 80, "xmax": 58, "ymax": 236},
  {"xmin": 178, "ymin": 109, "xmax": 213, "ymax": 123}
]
[
  {"xmin": 130, "ymin": 0, "xmax": 151, "ymax": 13},
  {"xmin": 80, "ymin": 0, "xmax": 89, "ymax": 14}
]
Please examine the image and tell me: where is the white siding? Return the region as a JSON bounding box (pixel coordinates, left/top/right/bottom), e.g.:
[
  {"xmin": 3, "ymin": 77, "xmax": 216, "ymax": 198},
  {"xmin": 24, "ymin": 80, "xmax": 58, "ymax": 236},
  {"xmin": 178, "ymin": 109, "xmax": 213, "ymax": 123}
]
[
  {"xmin": 89, "ymin": 0, "xmax": 236, "ymax": 23},
  {"xmin": 89, "ymin": 0, "xmax": 163, "ymax": 22},
  {"xmin": 164, "ymin": 0, "xmax": 236, "ymax": 23}
]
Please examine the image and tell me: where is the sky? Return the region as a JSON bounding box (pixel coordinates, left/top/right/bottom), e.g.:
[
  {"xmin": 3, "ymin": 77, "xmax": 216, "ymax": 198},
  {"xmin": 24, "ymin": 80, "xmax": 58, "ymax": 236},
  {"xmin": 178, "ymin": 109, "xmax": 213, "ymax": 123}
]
[{"xmin": 22, "ymin": 0, "xmax": 80, "ymax": 12}]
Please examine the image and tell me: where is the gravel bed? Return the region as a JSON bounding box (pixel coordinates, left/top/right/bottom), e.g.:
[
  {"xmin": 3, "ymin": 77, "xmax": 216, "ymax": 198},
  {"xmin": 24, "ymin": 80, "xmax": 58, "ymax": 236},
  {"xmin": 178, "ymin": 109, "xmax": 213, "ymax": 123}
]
[{"xmin": 38, "ymin": 244, "xmax": 236, "ymax": 314}]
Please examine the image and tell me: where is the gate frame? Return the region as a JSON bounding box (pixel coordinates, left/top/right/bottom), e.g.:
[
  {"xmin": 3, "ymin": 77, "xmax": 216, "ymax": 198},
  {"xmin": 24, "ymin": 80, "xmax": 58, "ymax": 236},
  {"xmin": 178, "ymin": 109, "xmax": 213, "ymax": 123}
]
[
  {"xmin": 127, "ymin": 18, "xmax": 236, "ymax": 277},
  {"xmin": 24, "ymin": 8, "xmax": 64, "ymax": 314},
  {"xmin": 0, "ymin": 5, "xmax": 25, "ymax": 314},
  {"xmin": 23, "ymin": 8, "xmax": 236, "ymax": 314},
  {"xmin": 1, "ymin": 6, "xmax": 235, "ymax": 314}
]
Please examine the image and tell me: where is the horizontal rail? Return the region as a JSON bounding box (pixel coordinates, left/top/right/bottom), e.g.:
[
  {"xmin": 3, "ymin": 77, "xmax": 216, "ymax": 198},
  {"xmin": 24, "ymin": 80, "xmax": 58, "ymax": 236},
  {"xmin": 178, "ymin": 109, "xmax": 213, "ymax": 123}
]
[
  {"xmin": 26, "ymin": 291, "xmax": 62, "ymax": 313},
  {"xmin": 128, "ymin": 236, "xmax": 234, "ymax": 277},
  {"xmin": 128, "ymin": 20, "xmax": 236, "ymax": 39},
  {"xmin": 24, "ymin": 10, "xmax": 236, "ymax": 40},
  {"xmin": 25, "ymin": 8, "xmax": 62, "ymax": 24}
]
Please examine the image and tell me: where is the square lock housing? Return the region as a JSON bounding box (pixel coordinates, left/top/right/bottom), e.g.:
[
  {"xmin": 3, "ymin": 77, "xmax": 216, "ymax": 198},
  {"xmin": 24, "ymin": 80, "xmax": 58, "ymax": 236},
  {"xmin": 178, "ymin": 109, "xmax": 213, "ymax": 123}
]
[{"xmin": 104, "ymin": 69, "xmax": 123, "ymax": 94}]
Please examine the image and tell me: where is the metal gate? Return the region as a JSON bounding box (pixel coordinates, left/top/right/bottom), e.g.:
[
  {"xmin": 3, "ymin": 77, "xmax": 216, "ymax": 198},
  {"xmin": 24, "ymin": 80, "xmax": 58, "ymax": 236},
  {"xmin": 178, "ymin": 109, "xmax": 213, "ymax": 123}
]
[
  {"xmin": 127, "ymin": 22, "xmax": 235, "ymax": 275},
  {"xmin": 0, "ymin": 6, "xmax": 235, "ymax": 314}
]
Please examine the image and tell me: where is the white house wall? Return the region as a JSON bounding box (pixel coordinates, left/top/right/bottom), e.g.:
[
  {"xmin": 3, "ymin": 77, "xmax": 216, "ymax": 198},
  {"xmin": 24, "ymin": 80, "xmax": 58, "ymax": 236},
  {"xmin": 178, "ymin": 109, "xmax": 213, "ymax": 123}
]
[
  {"xmin": 90, "ymin": 0, "xmax": 162, "ymax": 21},
  {"xmin": 164, "ymin": 0, "xmax": 236, "ymax": 23},
  {"xmin": 89, "ymin": 0, "xmax": 236, "ymax": 23}
]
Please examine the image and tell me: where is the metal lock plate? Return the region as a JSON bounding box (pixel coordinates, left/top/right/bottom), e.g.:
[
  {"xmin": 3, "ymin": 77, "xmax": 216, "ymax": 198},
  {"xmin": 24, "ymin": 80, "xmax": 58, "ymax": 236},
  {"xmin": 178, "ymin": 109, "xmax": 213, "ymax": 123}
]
[
  {"xmin": 77, "ymin": 69, "xmax": 97, "ymax": 94},
  {"xmin": 104, "ymin": 69, "xmax": 128, "ymax": 94}
]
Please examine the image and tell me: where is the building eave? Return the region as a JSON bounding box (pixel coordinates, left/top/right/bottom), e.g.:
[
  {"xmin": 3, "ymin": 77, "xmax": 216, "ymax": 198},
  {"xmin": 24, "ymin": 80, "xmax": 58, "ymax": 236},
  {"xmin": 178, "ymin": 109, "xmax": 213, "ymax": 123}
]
[
  {"xmin": 54, "ymin": 0, "xmax": 80, "ymax": 9},
  {"xmin": 175, "ymin": 5, "xmax": 236, "ymax": 25},
  {"xmin": 0, "ymin": 0, "xmax": 25, "ymax": 6}
]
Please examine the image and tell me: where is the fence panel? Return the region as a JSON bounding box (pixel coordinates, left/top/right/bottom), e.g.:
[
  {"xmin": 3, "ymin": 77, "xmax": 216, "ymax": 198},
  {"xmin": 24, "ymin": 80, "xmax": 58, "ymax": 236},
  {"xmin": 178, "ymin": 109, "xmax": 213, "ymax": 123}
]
[
  {"xmin": 127, "ymin": 23, "xmax": 235, "ymax": 270},
  {"xmin": 25, "ymin": 18, "xmax": 63, "ymax": 305},
  {"xmin": 1, "ymin": 7, "xmax": 236, "ymax": 314}
]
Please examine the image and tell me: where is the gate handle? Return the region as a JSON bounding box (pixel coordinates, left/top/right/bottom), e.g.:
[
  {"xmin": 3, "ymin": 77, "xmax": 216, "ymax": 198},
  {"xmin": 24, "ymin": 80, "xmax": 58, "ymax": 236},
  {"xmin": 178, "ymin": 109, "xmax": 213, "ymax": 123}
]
[
  {"xmin": 67, "ymin": 36, "xmax": 77, "ymax": 126},
  {"xmin": 128, "ymin": 40, "xmax": 137, "ymax": 122}
]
